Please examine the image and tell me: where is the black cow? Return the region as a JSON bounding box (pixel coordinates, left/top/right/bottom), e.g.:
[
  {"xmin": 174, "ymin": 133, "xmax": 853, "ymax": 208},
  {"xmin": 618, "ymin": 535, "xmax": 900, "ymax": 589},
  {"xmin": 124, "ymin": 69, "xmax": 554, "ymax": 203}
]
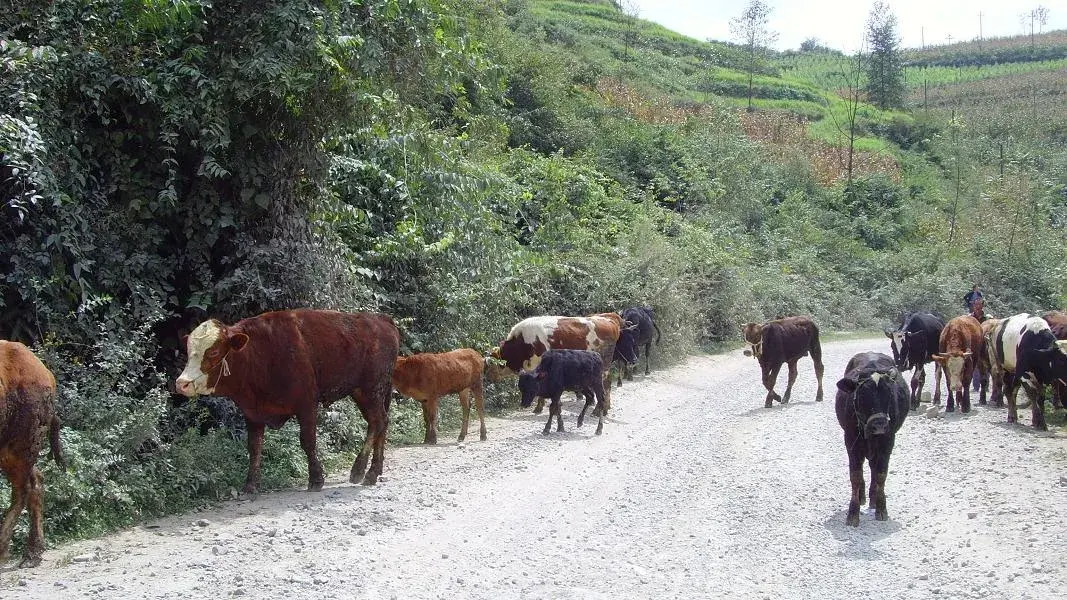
[
  {"xmin": 835, "ymin": 352, "xmax": 909, "ymax": 527},
  {"xmin": 742, "ymin": 316, "xmax": 825, "ymax": 408},
  {"xmin": 885, "ymin": 312, "xmax": 944, "ymax": 410},
  {"xmin": 518, "ymin": 350, "xmax": 606, "ymax": 435},
  {"xmin": 990, "ymin": 313, "xmax": 1067, "ymax": 431},
  {"xmin": 616, "ymin": 306, "xmax": 662, "ymax": 384}
]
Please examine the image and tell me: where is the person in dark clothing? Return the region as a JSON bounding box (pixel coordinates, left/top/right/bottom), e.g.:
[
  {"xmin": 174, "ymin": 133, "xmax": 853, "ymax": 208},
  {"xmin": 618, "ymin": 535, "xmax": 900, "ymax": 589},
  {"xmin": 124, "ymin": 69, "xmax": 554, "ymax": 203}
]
[
  {"xmin": 964, "ymin": 284, "xmax": 983, "ymax": 311},
  {"xmin": 969, "ymin": 297, "xmax": 990, "ymax": 391}
]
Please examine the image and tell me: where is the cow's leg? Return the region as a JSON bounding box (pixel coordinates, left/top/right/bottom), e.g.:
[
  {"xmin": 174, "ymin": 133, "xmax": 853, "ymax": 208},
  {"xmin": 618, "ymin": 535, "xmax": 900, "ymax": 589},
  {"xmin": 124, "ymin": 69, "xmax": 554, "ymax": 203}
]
[
  {"xmin": 533, "ymin": 397, "xmax": 544, "ymax": 415},
  {"xmin": 576, "ymin": 390, "xmax": 594, "ymax": 428},
  {"xmin": 870, "ymin": 441, "xmax": 893, "ymax": 521},
  {"xmin": 0, "ymin": 460, "xmax": 29, "ymax": 563},
  {"xmin": 643, "ymin": 342, "xmax": 652, "ymax": 376},
  {"xmin": 961, "ymin": 367, "xmax": 973, "ymax": 413},
  {"xmin": 933, "ymin": 363, "xmax": 943, "ymax": 407},
  {"xmin": 1004, "ymin": 374, "xmax": 1019, "ymax": 424},
  {"xmin": 456, "ymin": 389, "xmax": 472, "ymax": 441},
  {"xmin": 978, "ymin": 360, "xmax": 989, "ymax": 406},
  {"xmin": 472, "ymin": 379, "xmax": 487, "ymax": 441},
  {"xmin": 593, "ymin": 381, "xmax": 606, "ymax": 436},
  {"xmin": 763, "ymin": 364, "xmax": 783, "ymax": 408},
  {"xmin": 945, "ymin": 380, "xmax": 956, "ymax": 413},
  {"xmin": 616, "ymin": 360, "xmax": 623, "ymax": 387},
  {"xmin": 844, "ymin": 431, "xmax": 865, "ymax": 527},
  {"xmin": 543, "ymin": 395, "xmax": 559, "ymax": 435},
  {"xmin": 782, "ymin": 360, "xmax": 799, "ymax": 403},
  {"xmin": 422, "ymin": 396, "xmax": 440, "ymax": 445},
  {"xmin": 20, "ymin": 468, "xmax": 44, "ymax": 568},
  {"xmin": 1027, "ymin": 382, "xmax": 1048, "ymax": 431},
  {"xmin": 909, "ymin": 367, "xmax": 922, "ymax": 409},
  {"xmin": 602, "ymin": 370, "xmax": 612, "ymax": 412},
  {"xmin": 296, "ymin": 412, "xmax": 325, "ymax": 492},
  {"xmin": 813, "ymin": 357, "xmax": 825, "ymax": 403},
  {"xmin": 243, "ymin": 420, "xmax": 265, "ymax": 495}
]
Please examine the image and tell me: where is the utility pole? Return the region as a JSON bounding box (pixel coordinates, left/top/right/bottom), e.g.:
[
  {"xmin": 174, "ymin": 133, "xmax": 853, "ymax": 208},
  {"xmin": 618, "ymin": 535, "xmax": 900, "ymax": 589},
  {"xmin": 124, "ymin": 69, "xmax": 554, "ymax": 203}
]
[{"xmin": 978, "ymin": 12, "xmax": 983, "ymax": 51}]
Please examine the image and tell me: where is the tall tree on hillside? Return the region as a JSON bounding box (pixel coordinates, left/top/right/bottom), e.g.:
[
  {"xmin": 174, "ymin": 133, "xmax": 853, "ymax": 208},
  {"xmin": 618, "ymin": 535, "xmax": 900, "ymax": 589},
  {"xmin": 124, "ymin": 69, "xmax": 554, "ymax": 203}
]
[
  {"xmin": 730, "ymin": 0, "xmax": 779, "ymax": 112},
  {"xmin": 865, "ymin": 1, "xmax": 905, "ymax": 110}
]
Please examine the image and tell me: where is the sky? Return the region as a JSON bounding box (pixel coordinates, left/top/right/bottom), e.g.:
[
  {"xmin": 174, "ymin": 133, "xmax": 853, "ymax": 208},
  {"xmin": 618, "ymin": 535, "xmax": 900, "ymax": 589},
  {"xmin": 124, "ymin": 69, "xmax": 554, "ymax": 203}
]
[{"xmin": 626, "ymin": 1, "xmax": 1067, "ymax": 53}]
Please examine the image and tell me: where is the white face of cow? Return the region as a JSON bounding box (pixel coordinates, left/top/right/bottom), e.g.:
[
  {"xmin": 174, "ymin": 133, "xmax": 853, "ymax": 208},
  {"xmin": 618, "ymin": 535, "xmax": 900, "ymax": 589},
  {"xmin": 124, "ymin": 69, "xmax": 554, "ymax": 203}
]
[
  {"xmin": 175, "ymin": 320, "xmax": 224, "ymax": 396},
  {"xmin": 944, "ymin": 355, "xmax": 967, "ymax": 391},
  {"xmin": 891, "ymin": 331, "xmax": 906, "ymax": 356}
]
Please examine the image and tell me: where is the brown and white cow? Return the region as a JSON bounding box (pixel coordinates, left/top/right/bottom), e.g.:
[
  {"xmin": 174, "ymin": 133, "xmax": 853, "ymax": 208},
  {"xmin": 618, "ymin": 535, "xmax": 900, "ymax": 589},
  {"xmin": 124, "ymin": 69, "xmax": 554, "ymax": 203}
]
[
  {"xmin": 1042, "ymin": 311, "xmax": 1067, "ymax": 409},
  {"xmin": 742, "ymin": 316, "xmax": 825, "ymax": 408},
  {"xmin": 392, "ymin": 349, "xmax": 486, "ymax": 445},
  {"xmin": 493, "ymin": 315, "xmax": 620, "ymax": 412},
  {"xmin": 0, "ymin": 341, "xmax": 65, "ymax": 568},
  {"xmin": 176, "ymin": 309, "xmax": 399, "ymax": 494},
  {"xmin": 931, "ymin": 315, "xmax": 985, "ymax": 413}
]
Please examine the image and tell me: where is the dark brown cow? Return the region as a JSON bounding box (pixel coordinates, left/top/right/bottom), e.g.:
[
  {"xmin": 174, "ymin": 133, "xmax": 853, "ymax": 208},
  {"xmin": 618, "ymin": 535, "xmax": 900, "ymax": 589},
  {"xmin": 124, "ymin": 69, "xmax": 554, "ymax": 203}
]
[
  {"xmin": 931, "ymin": 315, "xmax": 985, "ymax": 413},
  {"xmin": 1042, "ymin": 311, "xmax": 1067, "ymax": 409},
  {"xmin": 741, "ymin": 316, "xmax": 825, "ymax": 408},
  {"xmin": 392, "ymin": 349, "xmax": 486, "ymax": 445},
  {"xmin": 0, "ymin": 341, "xmax": 64, "ymax": 568},
  {"xmin": 493, "ymin": 315, "xmax": 620, "ymax": 412},
  {"xmin": 176, "ymin": 309, "xmax": 399, "ymax": 493}
]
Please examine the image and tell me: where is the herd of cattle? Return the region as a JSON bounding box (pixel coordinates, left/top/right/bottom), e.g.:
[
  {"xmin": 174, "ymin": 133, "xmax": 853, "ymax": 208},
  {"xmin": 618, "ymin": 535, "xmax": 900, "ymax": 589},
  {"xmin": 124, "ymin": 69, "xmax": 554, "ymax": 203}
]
[
  {"xmin": 741, "ymin": 309, "xmax": 1067, "ymax": 528},
  {"xmin": 2, "ymin": 303, "xmax": 1065, "ymax": 566}
]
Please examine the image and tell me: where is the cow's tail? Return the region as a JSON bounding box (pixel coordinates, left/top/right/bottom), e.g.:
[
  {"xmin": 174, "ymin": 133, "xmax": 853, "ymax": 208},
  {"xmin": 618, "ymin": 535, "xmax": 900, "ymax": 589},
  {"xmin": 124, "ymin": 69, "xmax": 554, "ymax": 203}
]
[
  {"xmin": 49, "ymin": 415, "xmax": 66, "ymax": 471},
  {"xmin": 652, "ymin": 320, "xmax": 662, "ymax": 346},
  {"xmin": 809, "ymin": 323, "xmax": 823, "ymax": 365}
]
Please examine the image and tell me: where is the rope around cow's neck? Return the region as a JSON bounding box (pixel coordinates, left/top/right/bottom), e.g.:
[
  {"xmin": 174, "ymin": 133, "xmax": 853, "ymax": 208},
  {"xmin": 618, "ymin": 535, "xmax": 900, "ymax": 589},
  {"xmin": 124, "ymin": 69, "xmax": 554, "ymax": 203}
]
[{"xmin": 189, "ymin": 351, "xmax": 232, "ymax": 392}]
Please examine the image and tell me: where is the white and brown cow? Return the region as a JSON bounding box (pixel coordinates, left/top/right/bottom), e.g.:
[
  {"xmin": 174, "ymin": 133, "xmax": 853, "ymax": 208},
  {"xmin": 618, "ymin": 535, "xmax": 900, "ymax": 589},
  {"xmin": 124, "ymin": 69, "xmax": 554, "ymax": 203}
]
[
  {"xmin": 930, "ymin": 315, "xmax": 985, "ymax": 413},
  {"xmin": 493, "ymin": 315, "xmax": 620, "ymax": 412}
]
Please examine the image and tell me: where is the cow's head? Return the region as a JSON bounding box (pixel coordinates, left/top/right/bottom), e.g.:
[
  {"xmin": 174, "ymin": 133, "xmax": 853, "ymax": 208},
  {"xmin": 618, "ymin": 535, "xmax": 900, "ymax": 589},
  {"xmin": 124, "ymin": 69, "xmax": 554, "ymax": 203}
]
[
  {"xmin": 517, "ymin": 370, "xmax": 545, "ymax": 408},
  {"xmin": 931, "ymin": 351, "xmax": 973, "ymax": 392},
  {"xmin": 497, "ymin": 337, "xmax": 541, "ymax": 374},
  {"xmin": 175, "ymin": 319, "xmax": 249, "ymax": 397},
  {"xmin": 887, "ymin": 330, "xmax": 921, "ymax": 370},
  {"xmin": 1035, "ymin": 339, "xmax": 1067, "ymax": 387},
  {"xmin": 614, "ymin": 320, "xmax": 640, "ymax": 367},
  {"xmin": 484, "ymin": 352, "xmax": 515, "ymax": 383},
  {"xmin": 741, "ymin": 323, "xmax": 763, "ymax": 359},
  {"xmin": 837, "ymin": 369, "xmax": 899, "ymax": 437}
]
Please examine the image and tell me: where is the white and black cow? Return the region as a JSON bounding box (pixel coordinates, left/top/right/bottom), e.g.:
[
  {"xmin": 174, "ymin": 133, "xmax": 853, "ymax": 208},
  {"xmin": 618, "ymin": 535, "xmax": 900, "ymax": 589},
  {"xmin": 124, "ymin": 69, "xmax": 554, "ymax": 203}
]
[
  {"xmin": 885, "ymin": 312, "xmax": 944, "ymax": 410},
  {"xmin": 989, "ymin": 313, "xmax": 1067, "ymax": 431}
]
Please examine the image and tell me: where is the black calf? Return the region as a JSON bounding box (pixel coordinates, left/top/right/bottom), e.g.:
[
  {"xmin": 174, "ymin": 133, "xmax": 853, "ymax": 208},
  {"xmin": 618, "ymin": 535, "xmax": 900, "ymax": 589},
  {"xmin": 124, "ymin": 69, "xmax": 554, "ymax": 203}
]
[{"xmin": 519, "ymin": 350, "xmax": 606, "ymax": 435}]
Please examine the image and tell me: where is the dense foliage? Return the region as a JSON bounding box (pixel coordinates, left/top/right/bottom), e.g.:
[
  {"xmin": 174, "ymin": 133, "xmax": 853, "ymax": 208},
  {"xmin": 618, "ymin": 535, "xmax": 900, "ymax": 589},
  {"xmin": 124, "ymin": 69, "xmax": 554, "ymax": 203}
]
[{"xmin": 1, "ymin": 0, "xmax": 1064, "ymax": 550}]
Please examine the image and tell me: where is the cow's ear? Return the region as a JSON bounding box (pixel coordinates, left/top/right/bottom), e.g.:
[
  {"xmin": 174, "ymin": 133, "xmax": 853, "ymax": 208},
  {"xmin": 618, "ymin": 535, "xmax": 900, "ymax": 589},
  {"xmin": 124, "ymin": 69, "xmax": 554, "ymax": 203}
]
[
  {"xmin": 883, "ymin": 329, "xmax": 893, "ymax": 338},
  {"xmin": 836, "ymin": 378, "xmax": 858, "ymax": 394},
  {"xmin": 931, "ymin": 353, "xmax": 947, "ymax": 363},
  {"xmin": 228, "ymin": 332, "xmax": 249, "ymax": 352}
]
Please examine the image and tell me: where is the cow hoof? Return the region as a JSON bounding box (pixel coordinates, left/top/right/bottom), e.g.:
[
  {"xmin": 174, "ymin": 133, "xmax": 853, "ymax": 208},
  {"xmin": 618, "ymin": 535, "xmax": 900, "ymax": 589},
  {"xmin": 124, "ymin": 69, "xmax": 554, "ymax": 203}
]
[
  {"xmin": 846, "ymin": 514, "xmax": 859, "ymax": 527},
  {"xmin": 361, "ymin": 473, "xmax": 378, "ymax": 486},
  {"xmin": 480, "ymin": 432, "xmax": 487, "ymax": 441},
  {"xmin": 241, "ymin": 483, "xmax": 259, "ymax": 496},
  {"xmin": 18, "ymin": 555, "xmax": 42, "ymax": 569},
  {"xmin": 307, "ymin": 481, "xmax": 324, "ymax": 492},
  {"xmin": 875, "ymin": 510, "xmax": 888, "ymax": 522},
  {"xmin": 764, "ymin": 400, "xmax": 773, "ymax": 408},
  {"xmin": 542, "ymin": 429, "xmax": 551, "ymax": 436},
  {"xmin": 532, "ymin": 407, "xmax": 543, "ymax": 415}
]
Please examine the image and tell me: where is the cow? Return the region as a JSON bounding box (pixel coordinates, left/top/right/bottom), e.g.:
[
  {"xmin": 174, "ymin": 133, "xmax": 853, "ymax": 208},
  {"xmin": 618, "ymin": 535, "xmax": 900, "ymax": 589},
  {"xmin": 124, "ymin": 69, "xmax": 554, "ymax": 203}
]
[
  {"xmin": 980, "ymin": 318, "xmax": 1003, "ymax": 406},
  {"xmin": 594, "ymin": 312, "xmax": 638, "ymax": 388},
  {"xmin": 175, "ymin": 309, "xmax": 399, "ymax": 493},
  {"xmin": 988, "ymin": 313, "xmax": 1067, "ymax": 431},
  {"xmin": 0, "ymin": 340, "xmax": 65, "ymax": 568},
  {"xmin": 392, "ymin": 349, "xmax": 486, "ymax": 445},
  {"xmin": 517, "ymin": 350, "xmax": 606, "ymax": 435},
  {"xmin": 618, "ymin": 306, "xmax": 662, "ymax": 383},
  {"xmin": 741, "ymin": 316, "xmax": 824, "ymax": 408},
  {"xmin": 1042, "ymin": 311, "xmax": 1067, "ymax": 410},
  {"xmin": 931, "ymin": 315, "xmax": 986, "ymax": 413},
  {"xmin": 834, "ymin": 352, "xmax": 908, "ymax": 527},
  {"xmin": 493, "ymin": 315, "xmax": 619, "ymax": 412},
  {"xmin": 885, "ymin": 312, "xmax": 944, "ymax": 410}
]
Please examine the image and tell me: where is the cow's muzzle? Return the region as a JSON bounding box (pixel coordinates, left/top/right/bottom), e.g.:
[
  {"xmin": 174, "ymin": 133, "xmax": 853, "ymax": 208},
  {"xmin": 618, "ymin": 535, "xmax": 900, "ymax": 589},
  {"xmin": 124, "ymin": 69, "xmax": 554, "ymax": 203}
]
[{"xmin": 864, "ymin": 412, "xmax": 890, "ymax": 436}]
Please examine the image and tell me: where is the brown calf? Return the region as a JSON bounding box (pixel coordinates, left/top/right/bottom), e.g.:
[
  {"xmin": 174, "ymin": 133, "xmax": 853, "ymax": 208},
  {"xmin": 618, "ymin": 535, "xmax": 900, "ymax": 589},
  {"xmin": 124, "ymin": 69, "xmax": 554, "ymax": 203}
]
[
  {"xmin": 742, "ymin": 316, "xmax": 825, "ymax": 408},
  {"xmin": 931, "ymin": 315, "xmax": 985, "ymax": 413},
  {"xmin": 1, "ymin": 341, "xmax": 65, "ymax": 568},
  {"xmin": 393, "ymin": 349, "xmax": 487, "ymax": 445}
]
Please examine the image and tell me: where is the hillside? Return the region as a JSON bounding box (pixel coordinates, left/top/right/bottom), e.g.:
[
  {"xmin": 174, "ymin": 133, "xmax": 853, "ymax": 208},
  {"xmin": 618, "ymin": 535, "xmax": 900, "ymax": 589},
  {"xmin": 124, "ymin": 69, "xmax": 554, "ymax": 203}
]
[{"xmin": 1, "ymin": 0, "xmax": 1065, "ymax": 549}]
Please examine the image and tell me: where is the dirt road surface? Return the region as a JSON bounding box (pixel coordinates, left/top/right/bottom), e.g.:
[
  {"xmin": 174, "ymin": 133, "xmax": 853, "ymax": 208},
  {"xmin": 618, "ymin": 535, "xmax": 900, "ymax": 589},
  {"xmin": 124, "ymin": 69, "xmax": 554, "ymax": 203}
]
[{"xmin": 3, "ymin": 338, "xmax": 1066, "ymax": 599}]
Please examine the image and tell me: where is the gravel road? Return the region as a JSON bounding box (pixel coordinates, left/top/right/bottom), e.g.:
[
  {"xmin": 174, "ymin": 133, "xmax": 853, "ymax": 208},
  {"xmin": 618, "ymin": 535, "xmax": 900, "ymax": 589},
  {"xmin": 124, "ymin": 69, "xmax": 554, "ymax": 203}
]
[{"xmin": 3, "ymin": 338, "xmax": 1066, "ymax": 599}]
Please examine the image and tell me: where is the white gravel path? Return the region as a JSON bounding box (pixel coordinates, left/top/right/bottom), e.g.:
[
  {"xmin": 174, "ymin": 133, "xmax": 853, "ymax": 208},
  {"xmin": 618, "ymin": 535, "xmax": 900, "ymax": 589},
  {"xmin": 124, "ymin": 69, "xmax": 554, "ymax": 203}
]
[{"xmin": 3, "ymin": 338, "xmax": 1066, "ymax": 599}]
